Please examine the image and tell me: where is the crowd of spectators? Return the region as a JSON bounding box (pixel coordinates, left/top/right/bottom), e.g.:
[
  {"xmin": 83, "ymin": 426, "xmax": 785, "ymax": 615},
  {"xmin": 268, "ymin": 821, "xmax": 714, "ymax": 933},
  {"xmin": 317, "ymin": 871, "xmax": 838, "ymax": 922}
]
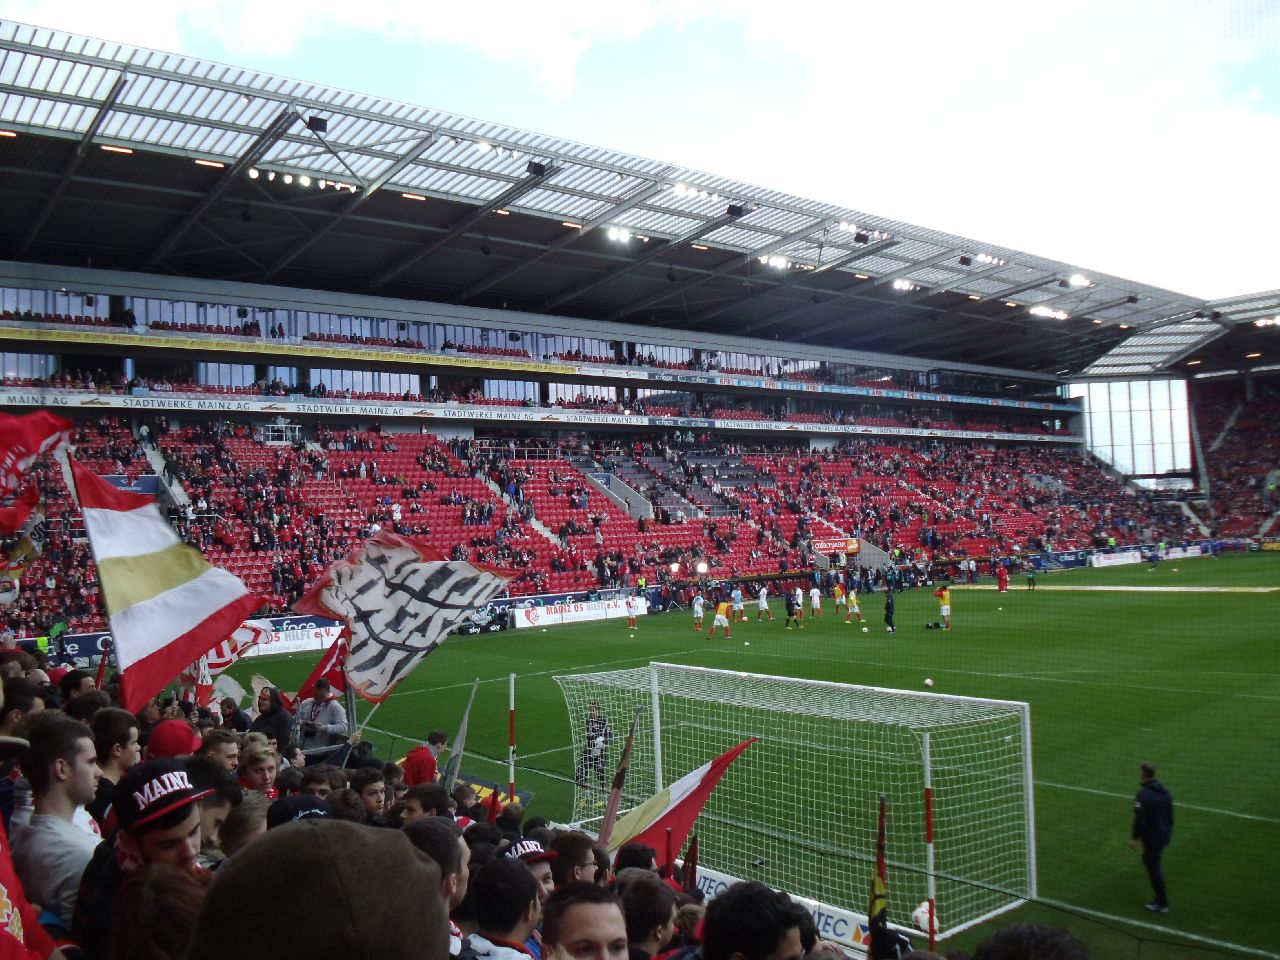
[
  {"xmin": 1193, "ymin": 384, "xmax": 1280, "ymax": 535},
  {"xmin": 0, "ymin": 411, "xmax": 1246, "ymax": 641},
  {"xmin": 0, "ymin": 662, "xmax": 1098, "ymax": 960}
]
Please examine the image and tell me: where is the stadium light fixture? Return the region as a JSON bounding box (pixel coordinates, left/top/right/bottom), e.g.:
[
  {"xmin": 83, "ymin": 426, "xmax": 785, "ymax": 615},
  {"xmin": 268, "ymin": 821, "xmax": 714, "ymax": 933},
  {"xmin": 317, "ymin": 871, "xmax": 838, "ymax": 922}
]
[
  {"xmin": 1186, "ymin": 359, "xmax": 1201, "ymax": 365},
  {"xmin": 1005, "ymin": 301, "xmax": 1019, "ymax": 308},
  {"xmin": 607, "ymin": 227, "xmax": 633, "ymax": 243},
  {"xmin": 194, "ymin": 159, "xmax": 225, "ymax": 169},
  {"xmin": 1254, "ymin": 317, "xmax": 1279, "ymax": 327},
  {"xmin": 299, "ymin": 175, "xmax": 311, "ymax": 187},
  {"xmin": 892, "ymin": 278, "xmax": 916, "ymax": 292},
  {"xmin": 1118, "ymin": 323, "xmax": 1132, "ymax": 329},
  {"xmin": 0, "ymin": 130, "xmax": 17, "ymax": 138},
  {"xmin": 401, "ymin": 193, "xmax": 426, "ymax": 201},
  {"xmin": 1030, "ymin": 306, "xmax": 1070, "ymax": 320},
  {"xmin": 1091, "ymin": 318, "xmax": 1104, "ymax": 324},
  {"xmin": 248, "ymin": 168, "xmax": 259, "ymax": 179},
  {"xmin": 691, "ymin": 243, "xmax": 709, "ymax": 251},
  {"xmin": 495, "ymin": 208, "xmax": 511, "ymax": 215},
  {"xmin": 1068, "ymin": 273, "xmax": 1090, "ymax": 287},
  {"xmin": 1246, "ymin": 352, "xmax": 1262, "ymax": 359},
  {"xmin": 283, "ymin": 174, "xmax": 293, "ymax": 184},
  {"xmin": 967, "ymin": 294, "xmax": 982, "ymax": 300},
  {"xmin": 100, "ymin": 145, "xmax": 132, "ymax": 154},
  {"xmin": 975, "ymin": 253, "xmax": 1006, "ymax": 266},
  {"xmin": 562, "ymin": 221, "xmax": 583, "ymax": 229},
  {"xmin": 477, "ymin": 141, "xmax": 492, "ymax": 153},
  {"xmin": 267, "ymin": 171, "xmax": 276, "ymax": 181},
  {"xmin": 854, "ymin": 273, "xmax": 870, "ymax": 280}
]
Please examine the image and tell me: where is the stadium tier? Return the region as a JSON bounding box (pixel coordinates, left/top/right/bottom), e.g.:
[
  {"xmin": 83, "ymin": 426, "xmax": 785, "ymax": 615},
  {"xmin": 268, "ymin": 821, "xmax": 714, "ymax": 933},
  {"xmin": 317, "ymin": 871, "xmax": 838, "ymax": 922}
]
[{"xmin": 1, "ymin": 406, "xmax": 1229, "ymax": 641}]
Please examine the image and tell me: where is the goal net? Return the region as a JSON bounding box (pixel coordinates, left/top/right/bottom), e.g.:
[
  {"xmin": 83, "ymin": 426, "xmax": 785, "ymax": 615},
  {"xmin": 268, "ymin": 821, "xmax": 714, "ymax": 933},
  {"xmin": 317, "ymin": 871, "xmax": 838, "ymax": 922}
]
[{"xmin": 555, "ymin": 662, "xmax": 1035, "ymax": 941}]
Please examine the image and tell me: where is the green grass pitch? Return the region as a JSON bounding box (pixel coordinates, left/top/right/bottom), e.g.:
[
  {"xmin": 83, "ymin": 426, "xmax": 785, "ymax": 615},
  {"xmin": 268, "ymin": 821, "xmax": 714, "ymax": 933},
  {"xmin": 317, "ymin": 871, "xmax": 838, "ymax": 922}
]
[{"xmin": 229, "ymin": 552, "xmax": 1280, "ymax": 959}]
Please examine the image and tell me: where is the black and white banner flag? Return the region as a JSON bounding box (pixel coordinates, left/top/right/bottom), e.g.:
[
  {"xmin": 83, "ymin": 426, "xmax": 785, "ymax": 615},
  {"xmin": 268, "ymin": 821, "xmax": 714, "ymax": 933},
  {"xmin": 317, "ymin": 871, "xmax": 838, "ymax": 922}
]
[{"xmin": 296, "ymin": 532, "xmax": 514, "ymax": 702}]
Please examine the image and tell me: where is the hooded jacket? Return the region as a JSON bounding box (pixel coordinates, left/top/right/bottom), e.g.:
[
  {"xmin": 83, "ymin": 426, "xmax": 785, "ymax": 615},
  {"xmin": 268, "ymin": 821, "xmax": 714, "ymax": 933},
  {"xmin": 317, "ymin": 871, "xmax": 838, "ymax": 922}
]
[{"xmin": 249, "ymin": 688, "xmax": 295, "ymax": 750}]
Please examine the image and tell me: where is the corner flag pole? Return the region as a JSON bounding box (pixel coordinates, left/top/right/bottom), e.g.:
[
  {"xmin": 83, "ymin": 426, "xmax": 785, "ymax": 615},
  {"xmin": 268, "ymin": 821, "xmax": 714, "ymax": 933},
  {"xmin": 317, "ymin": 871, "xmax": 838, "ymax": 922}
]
[{"xmin": 508, "ymin": 672, "xmax": 516, "ymax": 800}]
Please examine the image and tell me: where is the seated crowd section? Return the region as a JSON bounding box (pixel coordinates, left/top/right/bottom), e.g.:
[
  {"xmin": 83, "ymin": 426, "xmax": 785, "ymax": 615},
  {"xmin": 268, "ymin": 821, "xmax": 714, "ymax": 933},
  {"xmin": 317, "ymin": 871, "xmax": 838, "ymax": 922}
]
[
  {"xmin": 0, "ymin": 411, "xmax": 1222, "ymax": 642},
  {"xmin": 1192, "ymin": 382, "xmax": 1280, "ymax": 536}
]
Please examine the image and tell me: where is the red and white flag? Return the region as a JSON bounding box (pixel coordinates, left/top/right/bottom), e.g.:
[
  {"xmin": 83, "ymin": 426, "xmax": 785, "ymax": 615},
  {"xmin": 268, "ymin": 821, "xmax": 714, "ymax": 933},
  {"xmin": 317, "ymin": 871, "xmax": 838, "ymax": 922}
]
[
  {"xmin": 605, "ymin": 738, "xmax": 757, "ymax": 871},
  {"xmin": 295, "ymin": 531, "xmax": 513, "ymax": 702},
  {"xmin": 72, "ymin": 460, "xmax": 261, "ymax": 712},
  {"xmin": 182, "ymin": 619, "xmax": 273, "ymax": 706},
  {"xmin": 288, "ymin": 636, "xmax": 349, "ymax": 711},
  {"xmin": 0, "ymin": 411, "xmax": 72, "ymax": 494}
]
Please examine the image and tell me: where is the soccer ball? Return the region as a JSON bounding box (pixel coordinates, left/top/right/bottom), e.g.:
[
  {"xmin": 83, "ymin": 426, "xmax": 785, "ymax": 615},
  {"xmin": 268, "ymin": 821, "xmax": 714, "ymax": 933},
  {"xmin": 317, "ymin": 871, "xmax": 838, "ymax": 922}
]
[
  {"xmin": 924, "ymin": 678, "xmax": 934, "ymax": 687},
  {"xmin": 912, "ymin": 901, "xmax": 933, "ymax": 932},
  {"xmin": 861, "ymin": 626, "xmax": 869, "ymax": 633}
]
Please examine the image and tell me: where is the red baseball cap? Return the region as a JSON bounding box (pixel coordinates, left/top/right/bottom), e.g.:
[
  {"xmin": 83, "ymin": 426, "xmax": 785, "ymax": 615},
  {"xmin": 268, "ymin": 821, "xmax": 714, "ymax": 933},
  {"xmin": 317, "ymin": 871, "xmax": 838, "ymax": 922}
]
[{"xmin": 146, "ymin": 719, "xmax": 202, "ymax": 759}]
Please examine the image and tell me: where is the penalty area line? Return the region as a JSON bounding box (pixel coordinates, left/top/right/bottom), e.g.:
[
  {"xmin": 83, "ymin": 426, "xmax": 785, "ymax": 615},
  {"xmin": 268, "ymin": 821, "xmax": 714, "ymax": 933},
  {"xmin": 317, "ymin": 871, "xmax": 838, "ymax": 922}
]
[
  {"xmin": 1037, "ymin": 781, "xmax": 1280, "ymax": 824},
  {"xmin": 1035, "ymin": 898, "xmax": 1280, "ymax": 959}
]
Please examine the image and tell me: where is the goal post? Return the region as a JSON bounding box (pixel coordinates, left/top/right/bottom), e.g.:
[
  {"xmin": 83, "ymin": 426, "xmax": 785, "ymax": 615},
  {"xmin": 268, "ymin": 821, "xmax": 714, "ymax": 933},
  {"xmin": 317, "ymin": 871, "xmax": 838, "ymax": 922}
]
[{"xmin": 555, "ymin": 662, "xmax": 1036, "ymax": 942}]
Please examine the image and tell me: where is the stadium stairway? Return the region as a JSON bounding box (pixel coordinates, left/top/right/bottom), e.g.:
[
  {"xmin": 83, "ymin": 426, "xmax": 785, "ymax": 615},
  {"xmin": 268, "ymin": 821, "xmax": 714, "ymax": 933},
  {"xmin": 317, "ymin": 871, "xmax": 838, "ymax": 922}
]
[
  {"xmin": 1179, "ymin": 501, "xmax": 1212, "ymax": 537},
  {"xmin": 144, "ymin": 445, "xmax": 188, "ymax": 506},
  {"xmin": 1209, "ymin": 402, "xmax": 1244, "ymax": 452}
]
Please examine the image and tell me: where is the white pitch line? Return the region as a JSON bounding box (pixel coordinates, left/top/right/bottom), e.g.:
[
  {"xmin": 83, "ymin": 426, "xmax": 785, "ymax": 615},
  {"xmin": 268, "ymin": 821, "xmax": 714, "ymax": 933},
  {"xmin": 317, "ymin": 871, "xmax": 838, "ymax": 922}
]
[
  {"xmin": 959, "ymin": 584, "xmax": 1280, "ymax": 592},
  {"xmin": 1035, "ymin": 898, "xmax": 1280, "ymax": 959},
  {"xmin": 1037, "ymin": 780, "xmax": 1280, "ymax": 824},
  {"xmin": 388, "ymin": 647, "xmax": 711, "ymax": 696}
]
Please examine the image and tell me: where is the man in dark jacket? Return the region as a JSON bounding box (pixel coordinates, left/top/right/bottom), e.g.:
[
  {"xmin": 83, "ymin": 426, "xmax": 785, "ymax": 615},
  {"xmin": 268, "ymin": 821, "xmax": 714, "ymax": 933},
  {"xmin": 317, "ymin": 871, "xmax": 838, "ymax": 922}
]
[
  {"xmin": 249, "ymin": 687, "xmax": 293, "ymax": 751},
  {"xmin": 1130, "ymin": 762, "xmax": 1174, "ymax": 912}
]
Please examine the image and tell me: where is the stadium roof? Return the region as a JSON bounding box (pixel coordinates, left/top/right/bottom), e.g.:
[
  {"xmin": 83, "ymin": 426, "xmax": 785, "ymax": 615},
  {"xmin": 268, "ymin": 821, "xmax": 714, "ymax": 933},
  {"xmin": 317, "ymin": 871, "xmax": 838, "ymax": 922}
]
[{"xmin": 1, "ymin": 21, "xmax": 1276, "ymax": 378}]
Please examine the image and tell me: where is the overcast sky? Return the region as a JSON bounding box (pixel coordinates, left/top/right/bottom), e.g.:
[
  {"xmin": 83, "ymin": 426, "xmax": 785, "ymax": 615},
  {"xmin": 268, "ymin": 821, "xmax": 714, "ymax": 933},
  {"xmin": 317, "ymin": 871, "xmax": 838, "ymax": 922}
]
[{"xmin": 3, "ymin": 0, "xmax": 1276, "ymax": 299}]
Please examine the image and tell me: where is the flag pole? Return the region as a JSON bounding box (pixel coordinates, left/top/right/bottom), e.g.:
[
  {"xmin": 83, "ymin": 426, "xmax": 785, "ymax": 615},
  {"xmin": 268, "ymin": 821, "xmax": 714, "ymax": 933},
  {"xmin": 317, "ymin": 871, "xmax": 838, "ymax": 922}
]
[
  {"xmin": 507, "ymin": 672, "xmax": 516, "ymax": 801},
  {"xmin": 69, "ymin": 456, "xmax": 120, "ymax": 699},
  {"xmin": 94, "ymin": 635, "xmax": 113, "ymax": 690},
  {"xmin": 441, "ymin": 678, "xmax": 480, "ymax": 793},
  {"xmin": 597, "ymin": 704, "xmax": 642, "ymax": 847}
]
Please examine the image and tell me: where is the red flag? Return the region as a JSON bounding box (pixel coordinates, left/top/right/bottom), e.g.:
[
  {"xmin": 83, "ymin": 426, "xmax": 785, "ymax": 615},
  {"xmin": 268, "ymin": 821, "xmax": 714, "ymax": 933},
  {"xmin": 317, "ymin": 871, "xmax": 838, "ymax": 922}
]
[
  {"xmin": 605, "ymin": 738, "xmax": 756, "ymax": 873},
  {"xmin": 0, "ymin": 486, "xmax": 39, "ymax": 536},
  {"xmin": 483, "ymin": 789, "xmax": 503, "ymax": 824},
  {"xmin": 681, "ymin": 835, "xmax": 699, "ymax": 893},
  {"xmin": 289, "ymin": 636, "xmax": 348, "ymax": 712},
  {"xmin": 0, "ymin": 411, "xmax": 72, "ymax": 494}
]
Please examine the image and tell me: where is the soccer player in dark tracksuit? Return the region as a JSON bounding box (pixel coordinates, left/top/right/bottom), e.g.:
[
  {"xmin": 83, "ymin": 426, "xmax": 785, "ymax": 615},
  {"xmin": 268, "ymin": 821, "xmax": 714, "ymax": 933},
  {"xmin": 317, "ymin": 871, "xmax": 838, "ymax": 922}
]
[
  {"xmin": 1130, "ymin": 762, "xmax": 1174, "ymax": 912},
  {"xmin": 883, "ymin": 590, "xmax": 895, "ymax": 634}
]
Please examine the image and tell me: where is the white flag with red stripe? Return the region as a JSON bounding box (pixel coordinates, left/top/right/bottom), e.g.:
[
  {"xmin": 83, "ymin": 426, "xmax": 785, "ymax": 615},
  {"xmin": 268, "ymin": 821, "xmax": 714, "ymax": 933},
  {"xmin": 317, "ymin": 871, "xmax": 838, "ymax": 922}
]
[
  {"xmin": 72, "ymin": 460, "xmax": 262, "ymax": 713},
  {"xmin": 605, "ymin": 738, "xmax": 757, "ymax": 871},
  {"xmin": 182, "ymin": 619, "xmax": 273, "ymax": 706}
]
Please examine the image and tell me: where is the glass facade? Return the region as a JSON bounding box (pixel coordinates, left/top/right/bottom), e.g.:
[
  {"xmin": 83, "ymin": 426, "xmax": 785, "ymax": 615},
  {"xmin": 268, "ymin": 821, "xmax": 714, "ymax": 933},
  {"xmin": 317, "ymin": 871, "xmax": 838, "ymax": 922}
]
[{"xmin": 1068, "ymin": 379, "xmax": 1191, "ymax": 478}]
